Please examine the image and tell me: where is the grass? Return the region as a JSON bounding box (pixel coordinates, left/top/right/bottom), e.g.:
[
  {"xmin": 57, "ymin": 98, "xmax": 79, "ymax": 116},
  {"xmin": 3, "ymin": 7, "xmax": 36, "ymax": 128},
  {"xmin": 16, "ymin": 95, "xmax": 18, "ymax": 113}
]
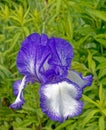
[{"xmin": 0, "ymin": 0, "xmax": 106, "ymax": 130}]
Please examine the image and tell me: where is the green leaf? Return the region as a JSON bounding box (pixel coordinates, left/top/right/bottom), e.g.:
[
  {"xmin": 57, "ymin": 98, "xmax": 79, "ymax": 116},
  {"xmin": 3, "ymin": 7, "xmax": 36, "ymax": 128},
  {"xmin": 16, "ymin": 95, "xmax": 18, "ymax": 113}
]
[
  {"xmin": 100, "ymin": 77, "xmax": 106, "ymax": 85},
  {"xmin": 0, "ymin": 5, "xmax": 9, "ymax": 20},
  {"xmin": 93, "ymin": 56, "xmax": 106, "ymax": 63},
  {"xmin": 76, "ymin": 34, "xmax": 90, "ymax": 47},
  {"xmin": 0, "ymin": 64, "xmax": 11, "ymax": 77},
  {"xmin": 3, "ymin": 32, "xmax": 21, "ymax": 56},
  {"xmin": 88, "ymin": 51, "xmax": 96, "ymax": 73},
  {"xmin": 97, "ymin": 61, "xmax": 106, "ymax": 70},
  {"xmin": 67, "ymin": 16, "xmax": 73, "ymax": 39},
  {"xmin": 0, "ymin": 34, "xmax": 5, "ymax": 41},
  {"xmin": 99, "ymin": 83, "xmax": 105, "ymax": 103},
  {"xmin": 98, "ymin": 69, "xmax": 106, "ymax": 79},
  {"xmin": 10, "ymin": 15, "xmax": 21, "ymax": 23},
  {"xmin": 72, "ymin": 61, "xmax": 89, "ymax": 73},
  {"xmin": 82, "ymin": 109, "xmax": 100, "ymax": 127},
  {"xmin": 95, "ymin": 38, "xmax": 106, "ymax": 47},
  {"xmin": 56, "ymin": 0, "xmax": 61, "ymax": 14},
  {"xmin": 55, "ymin": 119, "xmax": 74, "ymax": 130},
  {"xmin": 18, "ymin": 118, "xmax": 37, "ymax": 127},
  {"xmin": 23, "ymin": 27, "xmax": 30, "ymax": 36},
  {"xmin": 23, "ymin": 7, "xmax": 30, "ymax": 19},
  {"xmin": 87, "ymin": 9, "xmax": 106, "ymax": 21},
  {"xmin": 99, "ymin": 116, "xmax": 105, "ymax": 130},
  {"xmin": 102, "ymin": 109, "xmax": 106, "ymax": 116},
  {"xmin": 82, "ymin": 95, "xmax": 99, "ymax": 107},
  {"xmin": 88, "ymin": 50, "xmax": 92, "ymax": 69},
  {"xmin": 13, "ymin": 128, "xmax": 32, "ymax": 130},
  {"xmin": 95, "ymin": 33, "xmax": 106, "ymax": 39}
]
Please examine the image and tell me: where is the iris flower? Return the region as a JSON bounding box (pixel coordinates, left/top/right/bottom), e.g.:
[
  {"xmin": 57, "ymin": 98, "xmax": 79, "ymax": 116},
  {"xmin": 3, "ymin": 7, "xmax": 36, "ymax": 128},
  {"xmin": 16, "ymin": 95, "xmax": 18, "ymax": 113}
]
[{"xmin": 10, "ymin": 33, "xmax": 92, "ymax": 122}]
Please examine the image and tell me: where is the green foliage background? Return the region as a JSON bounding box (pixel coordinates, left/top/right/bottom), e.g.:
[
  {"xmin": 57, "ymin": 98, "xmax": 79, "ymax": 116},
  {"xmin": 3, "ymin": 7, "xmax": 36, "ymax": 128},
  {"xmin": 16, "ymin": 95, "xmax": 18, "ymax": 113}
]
[{"xmin": 0, "ymin": 0, "xmax": 106, "ymax": 130}]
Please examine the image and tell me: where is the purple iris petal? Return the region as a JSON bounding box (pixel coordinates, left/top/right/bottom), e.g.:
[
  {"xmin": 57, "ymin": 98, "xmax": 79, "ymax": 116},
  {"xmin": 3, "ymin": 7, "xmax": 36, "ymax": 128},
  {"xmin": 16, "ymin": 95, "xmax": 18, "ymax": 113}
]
[
  {"xmin": 40, "ymin": 79, "xmax": 83, "ymax": 122},
  {"xmin": 13, "ymin": 80, "xmax": 21, "ymax": 96},
  {"xmin": 21, "ymin": 33, "xmax": 41, "ymax": 47},
  {"xmin": 68, "ymin": 70, "xmax": 93, "ymax": 89},
  {"xmin": 22, "ymin": 33, "xmax": 48, "ymax": 47},
  {"xmin": 48, "ymin": 37, "xmax": 74, "ymax": 68},
  {"xmin": 17, "ymin": 33, "xmax": 74, "ymax": 83},
  {"xmin": 41, "ymin": 34, "xmax": 48, "ymax": 45},
  {"xmin": 40, "ymin": 37, "xmax": 74, "ymax": 81},
  {"xmin": 17, "ymin": 39, "xmax": 50, "ymax": 83},
  {"xmin": 10, "ymin": 98, "xmax": 25, "ymax": 109},
  {"xmin": 10, "ymin": 76, "xmax": 26, "ymax": 109}
]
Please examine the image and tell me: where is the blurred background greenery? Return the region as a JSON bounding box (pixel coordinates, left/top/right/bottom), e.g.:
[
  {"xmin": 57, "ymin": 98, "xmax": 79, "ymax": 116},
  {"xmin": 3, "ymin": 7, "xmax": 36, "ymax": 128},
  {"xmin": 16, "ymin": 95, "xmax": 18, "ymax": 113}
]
[{"xmin": 0, "ymin": 0, "xmax": 106, "ymax": 130}]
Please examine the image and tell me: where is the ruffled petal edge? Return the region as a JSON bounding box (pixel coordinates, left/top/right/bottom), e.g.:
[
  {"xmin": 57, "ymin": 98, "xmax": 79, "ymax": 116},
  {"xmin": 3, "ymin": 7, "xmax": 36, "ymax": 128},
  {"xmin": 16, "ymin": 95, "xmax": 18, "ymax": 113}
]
[{"xmin": 39, "ymin": 79, "xmax": 83, "ymax": 122}]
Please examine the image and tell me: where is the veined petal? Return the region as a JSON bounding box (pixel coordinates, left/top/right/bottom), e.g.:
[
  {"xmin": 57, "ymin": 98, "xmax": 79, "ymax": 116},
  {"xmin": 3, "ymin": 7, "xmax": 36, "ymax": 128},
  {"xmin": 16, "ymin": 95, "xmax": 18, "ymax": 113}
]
[
  {"xmin": 17, "ymin": 41, "xmax": 37, "ymax": 77},
  {"xmin": 68, "ymin": 70, "xmax": 93, "ymax": 89},
  {"xmin": 40, "ymin": 79, "xmax": 83, "ymax": 122},
  {"xmin": 16, "ymin": 33, "xmax": 74, "ymax": 84},
  {"xmin": 48, "ymin": 37, "xmax": 74, "ymax": 68},
  {"xmin": 13, "ymin": 76, "xmax": 34, "ymax": 97},
  {"xmin": 17, "ymin": 39, "xmax": 50, "ymax": 82},
  {"xmin": 21, "ymin": 33, "xmax": 41, "ymax": 47},
  {"xmin": 22, "ymin": 33, "xmax": 48, "ymax": 47},
  {"xmin": 10, "ymin": 98, "xmax": 24, "ymax": 109},
  {"xmin": 41, "ymin": 34, "xmax": 48, "ymax": 45},
  {"xmin": 13, "ymin": 80, "xmax": 22, "ymax": 96},
  {"xmin": 10, "ymin": 76, "xmax": 26, "ymax": 109},
  {"xmin": 17, "ymin": 33, "xmax": 50, "ymax": 82}
]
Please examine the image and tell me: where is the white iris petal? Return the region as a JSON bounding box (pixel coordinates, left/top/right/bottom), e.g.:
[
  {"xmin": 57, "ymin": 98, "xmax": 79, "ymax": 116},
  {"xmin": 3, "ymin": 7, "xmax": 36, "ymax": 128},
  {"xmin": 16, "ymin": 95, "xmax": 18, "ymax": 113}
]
[
  {"xmin": 11, "ymin": 76, "xmax": 26, "ymax": 107},
  {"xmin": 40, "ymin": 80, "xmax": 83, "ymax": 121},
  {"xmin": 68, "ymin": 70, "xmax": 92, "ymax": 88}
]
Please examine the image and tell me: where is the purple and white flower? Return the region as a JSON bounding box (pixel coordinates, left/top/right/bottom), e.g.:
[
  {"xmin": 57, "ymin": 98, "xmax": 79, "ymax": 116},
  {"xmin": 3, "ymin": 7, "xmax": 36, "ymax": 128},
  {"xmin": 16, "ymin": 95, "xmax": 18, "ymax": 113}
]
[{"xmin": 10, "ymin": 33, "xmax": 92, "ymax": 122}]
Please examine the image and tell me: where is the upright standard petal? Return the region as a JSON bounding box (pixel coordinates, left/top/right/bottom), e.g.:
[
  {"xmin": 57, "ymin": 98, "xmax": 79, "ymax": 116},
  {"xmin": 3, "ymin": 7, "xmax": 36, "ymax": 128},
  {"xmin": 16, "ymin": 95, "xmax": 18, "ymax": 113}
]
[
  {"xmin": 48, "ymin": 37, "xmax": 74, "ymax": 68},
  {"xmin": 16, "ymin": 33, "xmax": 74, "ymax": 83},
  {"xmin": 17, "ymin": 39, "xmax": 51, "ymax": 82},
  {"xmin": 21, "ymin": 33, "xmax": 48, "ymax": 47},
  {"xmin": 40, "ymin": 79, "xmax": 83, "ymax": 122},
  {"xmin": 10, "ymin": 76, "xmax": 26, "ymax": 109},
  {"xmin": 68, "ymin": 70, "xmax": 93, "ymax": 89},
  {"xmin": 21, "ymin": 33, "xmax": 41, "ymax": 47},
  {"xmin": 17, "ymin": 41, "xmax": 37, "ymax": 77}
]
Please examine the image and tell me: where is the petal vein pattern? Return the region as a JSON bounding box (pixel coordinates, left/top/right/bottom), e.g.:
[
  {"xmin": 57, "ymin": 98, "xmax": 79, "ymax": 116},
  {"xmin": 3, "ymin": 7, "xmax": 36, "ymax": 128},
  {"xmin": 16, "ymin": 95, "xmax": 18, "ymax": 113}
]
[
  {"xmin": 48, "ymin": 38, "xmax": 74, "ymax": 68},
  {"xmin": 17, "ymin": 37, "xmax": 51, "ymax": 82}
]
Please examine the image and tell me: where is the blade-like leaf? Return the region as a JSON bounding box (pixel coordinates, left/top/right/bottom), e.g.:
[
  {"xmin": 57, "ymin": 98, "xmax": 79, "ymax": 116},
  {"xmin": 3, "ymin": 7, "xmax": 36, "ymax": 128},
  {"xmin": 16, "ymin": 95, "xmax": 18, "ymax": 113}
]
[
  {"xmin": 87, "ymin": 9, "xmax": 106, "ymax": 21},
  {"xmin": 82, "ymin": 95, "xmax": 99, "ymax": 107},
  {"xmin": 99, "ymin": 116, "xmax": 105, "ymax": 130},
  {"xmin": 4, "ymin": 32, "xmax": 21, "ymax": 56},
  {"xmin": 82, "ymin": 109, "xmax": 100, "ymax": 127},
  {"xmin": 99, "ymin": 83, "xmax": 105, "ymax": 103}
]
